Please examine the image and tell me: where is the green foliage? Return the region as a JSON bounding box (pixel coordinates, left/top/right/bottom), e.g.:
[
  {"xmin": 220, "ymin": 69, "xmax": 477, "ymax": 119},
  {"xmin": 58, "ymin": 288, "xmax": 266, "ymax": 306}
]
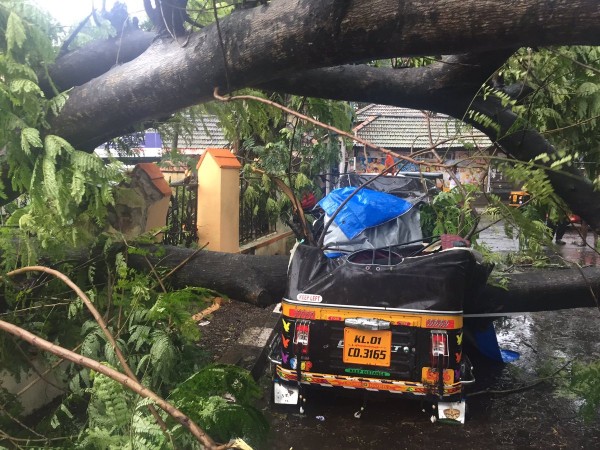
[
  {"xmin": 498, "ymin": 158, "xmax": 564, "ymax": 259},
  {"xmin": 503, "ymin": 46, "xmax": 600, "ymax": 178},
  {"xmin": 420, "ymin": 184, "xmax": 480, "ymax": 241},
  {"xmin": 149, "ymin": 286, "xmax": 217, "ymax": 342},
  {"xmin": 570, "ymin": 360, "xmax": 600, "ymax": 422},
  {"xmin": 230, "ymin": 94, "xmax": 352, "ymax": 235},
  {"xmin": 0, "ymin": 2, "xmax": 126, "ymax": 250},
  {"xmin": 0, "ymin": 238, "xmax": 267, "ymax": 448},
  {"xmin": 467, "ymin": 109, "xmax": 500, "ymax": 136},
  {"xmin": 170, "ymin": 364, "xmax": 269, "ymax": 447},
  {"xmin": 186, "ymin": 1, "xmax": 236, "ymax": 30},
  {"xmin": 80, "ymin": 365, "xmax": 135, "ymax": 447}
]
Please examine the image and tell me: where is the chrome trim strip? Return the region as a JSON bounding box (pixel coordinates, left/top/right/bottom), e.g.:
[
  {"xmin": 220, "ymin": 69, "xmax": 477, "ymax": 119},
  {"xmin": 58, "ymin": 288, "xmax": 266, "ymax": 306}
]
[{"xmin": 463, "ymin": 312, "xmax": 525, "ymax": 318}]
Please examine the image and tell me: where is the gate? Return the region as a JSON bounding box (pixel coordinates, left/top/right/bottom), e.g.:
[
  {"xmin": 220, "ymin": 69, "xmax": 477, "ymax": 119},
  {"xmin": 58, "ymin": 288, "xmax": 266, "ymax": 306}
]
[
  {"xmin": 163, "ymin": 178, "xmax": 198, "ymax": 247},
  {"xmin": 239, "ymin": 178, "xmax": 276, "ymax": 245}
]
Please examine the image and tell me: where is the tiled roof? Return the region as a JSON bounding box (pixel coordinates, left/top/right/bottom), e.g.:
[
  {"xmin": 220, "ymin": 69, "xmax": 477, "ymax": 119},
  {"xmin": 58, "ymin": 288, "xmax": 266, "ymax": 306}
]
[
  {"xmin": 176, "ymin": 115, "xmax": 229, "ymax": 154},
  {"xmin": 133, "ymin": 163, "xmax": 171, "ymax": 196},
  {"xmin": 354, "ymin": 104, "xmax": 492, "ymax": 150}
]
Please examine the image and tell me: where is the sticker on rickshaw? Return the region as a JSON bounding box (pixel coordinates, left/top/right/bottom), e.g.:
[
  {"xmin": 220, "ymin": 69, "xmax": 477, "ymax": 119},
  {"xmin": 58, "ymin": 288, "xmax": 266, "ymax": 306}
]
[
  {"xmin": 296, "ymin": 293, "xmax": 323, "ymax": 303},
  {"xmin": 343, "ymin": 328, "xmax": 391, "ymax": 367},
  {"xmin": 437, "ymin": 401, "xmax": 466, "ymax": 424},
  {"xmin": 421, "ymin": 367, "xmax": 455, "ymax": 384}
]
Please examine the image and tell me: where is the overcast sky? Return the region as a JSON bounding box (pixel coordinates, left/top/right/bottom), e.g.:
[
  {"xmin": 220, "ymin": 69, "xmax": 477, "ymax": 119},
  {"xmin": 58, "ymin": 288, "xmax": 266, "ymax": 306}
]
[{"xmin": 33, "ymin": 0, "xmax": 145, "ymax": 26}]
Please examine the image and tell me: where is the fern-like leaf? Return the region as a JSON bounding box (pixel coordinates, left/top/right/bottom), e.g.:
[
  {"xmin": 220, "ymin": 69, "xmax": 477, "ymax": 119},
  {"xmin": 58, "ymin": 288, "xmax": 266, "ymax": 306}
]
[{"xmin": 6, "ymin": 12, "xmax": 26, "ymax": 53}]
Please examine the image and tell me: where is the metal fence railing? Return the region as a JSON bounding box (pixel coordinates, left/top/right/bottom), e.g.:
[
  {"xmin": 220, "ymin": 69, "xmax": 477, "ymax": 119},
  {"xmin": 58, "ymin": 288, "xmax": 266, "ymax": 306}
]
[
  {"xmin": 164, "ymin": 177, "xmax": 277, "ymax": 247},
  {"xmin": 163, "ymin": 179, "xmax": 198, "ymax": 247},
  {"xmin": 239, "ymin": 180, "xmax": 276, "ymax": 245}
]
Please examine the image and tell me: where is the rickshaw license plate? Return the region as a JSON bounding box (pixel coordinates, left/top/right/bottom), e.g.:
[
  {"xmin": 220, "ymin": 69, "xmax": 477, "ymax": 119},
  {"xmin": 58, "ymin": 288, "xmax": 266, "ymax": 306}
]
[{"xmin": 343, "ymin": 328, "xmax": 391, "ymax": 367}]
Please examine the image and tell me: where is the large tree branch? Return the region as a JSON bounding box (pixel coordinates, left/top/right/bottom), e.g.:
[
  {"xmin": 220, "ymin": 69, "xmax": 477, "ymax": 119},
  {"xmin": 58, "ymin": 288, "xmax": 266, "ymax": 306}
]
[
  {"xmin": 263, "ymin": 52, "xmax": 511, "ymax": 112},
  {"xmin": 39, "ymin": 30, "xmax": 155, "ymax": 96},
  {"xmin": 46, "ymin": 0, "xmax": 600, "ymax": 151}
]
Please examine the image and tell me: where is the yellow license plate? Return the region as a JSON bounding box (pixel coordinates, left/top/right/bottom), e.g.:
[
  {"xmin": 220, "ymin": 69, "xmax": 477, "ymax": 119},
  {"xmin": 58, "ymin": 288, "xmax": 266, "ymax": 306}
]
[{"xmin": 343, "ymin": 328, "xmax": 391, "ymax": 367}]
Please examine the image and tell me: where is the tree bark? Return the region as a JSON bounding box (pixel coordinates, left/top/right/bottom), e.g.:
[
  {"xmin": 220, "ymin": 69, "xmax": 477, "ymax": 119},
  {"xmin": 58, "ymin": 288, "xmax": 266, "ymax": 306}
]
[
  {"xmin": 39, "ymin": 30, "xmax": 155, "ymax": 96},
  {"xmin": 127, "ymin": 245, "xmax": 290, "ymax": 306},
  {"xmin": 472, "ymin": 267, "xmax": 600, "ymax": 315}
]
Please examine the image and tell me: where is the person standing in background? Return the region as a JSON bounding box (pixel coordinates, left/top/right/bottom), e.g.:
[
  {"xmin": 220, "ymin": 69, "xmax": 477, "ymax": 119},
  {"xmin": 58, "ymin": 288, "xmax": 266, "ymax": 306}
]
[{"xmin": 577, "ymin": 221, "xmax": 598, "ymax": 247}]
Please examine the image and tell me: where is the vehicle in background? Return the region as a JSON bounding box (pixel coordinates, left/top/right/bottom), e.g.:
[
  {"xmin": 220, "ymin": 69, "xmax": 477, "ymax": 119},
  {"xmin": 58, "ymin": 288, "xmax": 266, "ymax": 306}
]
[{"xmin": 508, "ymin": 190, "xmax": 530, "ymax": 207}]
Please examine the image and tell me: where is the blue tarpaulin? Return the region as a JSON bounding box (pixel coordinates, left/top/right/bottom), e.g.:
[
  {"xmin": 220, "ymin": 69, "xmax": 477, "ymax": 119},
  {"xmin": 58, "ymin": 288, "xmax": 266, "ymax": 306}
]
[
  {"xmin": 473, "ymin": 323, "xmax": 520, "ymax": 363},
  {"xmin": 318, "ymin": 187, "xmax": 413, "ymax": 239}
]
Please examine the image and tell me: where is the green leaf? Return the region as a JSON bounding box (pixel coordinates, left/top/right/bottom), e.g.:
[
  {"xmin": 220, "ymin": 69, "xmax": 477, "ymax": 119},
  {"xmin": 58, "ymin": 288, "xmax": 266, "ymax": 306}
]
[
  {"xmin": 10, "ymin": 79, "xmax": 42, "ymax": 96},
  {"xmin": 20, "ymin": 127, "xmax": 42, "ymax": 155},
  {"xmin": 6, "ymin": 12, "xmax": 27, "ymax": 53},
  {"xmin": 577, "ymin": 81, "xmax": 600, "ymax": 96}
]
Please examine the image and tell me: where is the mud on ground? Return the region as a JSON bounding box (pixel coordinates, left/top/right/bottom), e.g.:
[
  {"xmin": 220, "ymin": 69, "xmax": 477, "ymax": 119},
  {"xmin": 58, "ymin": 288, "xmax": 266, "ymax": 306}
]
[{"xmin": 195, "ymin": 299, "xmax": 275, "ymax": 361}]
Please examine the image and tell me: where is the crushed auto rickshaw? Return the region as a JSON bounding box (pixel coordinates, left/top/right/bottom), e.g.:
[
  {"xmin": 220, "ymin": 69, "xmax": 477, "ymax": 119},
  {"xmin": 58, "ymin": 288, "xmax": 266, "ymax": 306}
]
[{"xmin": 268, "ymin": 173, "xmax": 491, "ymax": 424}]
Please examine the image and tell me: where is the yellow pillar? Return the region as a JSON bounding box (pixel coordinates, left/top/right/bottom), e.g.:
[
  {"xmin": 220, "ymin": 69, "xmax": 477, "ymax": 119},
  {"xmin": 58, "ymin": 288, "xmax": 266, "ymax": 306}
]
[{"xmin": 196, "ymin": 148, "xmax": 241, "ymax": 253}]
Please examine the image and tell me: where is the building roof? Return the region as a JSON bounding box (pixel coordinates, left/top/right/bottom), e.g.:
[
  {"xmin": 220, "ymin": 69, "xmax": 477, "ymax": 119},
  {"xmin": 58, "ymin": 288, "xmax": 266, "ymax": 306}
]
[
  {"xmin": 354, "ymin": 104, "xmax": 493, "ymax": 150},
  {"xmin": 197, "ymin": 148, "xmax": 241, "ymax": 169},
  {"xmin": 177, "ymin": 115, "xmax": 229, "ymax": 154},
  {"xmin": 95, "ymin": 115, "xmax": 230, "ymax": 163}
]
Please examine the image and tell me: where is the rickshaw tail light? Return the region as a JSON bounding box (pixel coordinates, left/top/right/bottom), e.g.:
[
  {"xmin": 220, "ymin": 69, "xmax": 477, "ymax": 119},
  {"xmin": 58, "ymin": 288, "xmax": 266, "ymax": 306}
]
[
  {"xmin": 430, "ymin": 331, "xmax": 449, "ymax": 368},
  {"xmin": 293, "ymin": 320, "xmax": 311, "ymax": 355}
]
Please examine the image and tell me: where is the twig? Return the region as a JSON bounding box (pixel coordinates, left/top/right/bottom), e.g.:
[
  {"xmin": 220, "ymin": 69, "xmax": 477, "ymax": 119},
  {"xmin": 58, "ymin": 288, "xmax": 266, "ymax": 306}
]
[
  {"xmin": 11, "ymin": 335, "xmax": 66, "ymax": 394},
  {"xmin": 16, "ymin": 344, "xmax": 82, "ymax": 397},
  {"xmin": 0, "ymin": 319, "xmax": 220, "ymax": 450},
  {"xmin": 0, "ymin": 302, "xmax": 71, "ymax": 316},
  {"xmin": 469, "ymin": 359, "xmax": 572, "ymax": 397},
  {"xmin": 0, "ymin": 402, "xmax": 46, "ymax": 438},
  {"xmin": 144, "ymin": 255, "xmax": 167, "ymax": 293},
  {"xmin": 214, "ymin": 88, "xmax": 444, "ymax": 170},
  {"xmin": 158, "ymin": 242, "xmax": 209, "ymax": 285},
  {"xmin": 0, "ymin": 432, "xmax": 75, "ymax": 443}
]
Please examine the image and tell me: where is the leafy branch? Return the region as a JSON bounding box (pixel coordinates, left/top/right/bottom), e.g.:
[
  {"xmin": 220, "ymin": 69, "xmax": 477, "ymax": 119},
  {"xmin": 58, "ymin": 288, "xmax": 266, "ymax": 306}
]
[
  {"xmin": 4, "ymin": 265, "xmax": 172, "ymax": 438},
  {"xmin": 0, "ymin": 319, "xmax": 221, "ymax": 449}
]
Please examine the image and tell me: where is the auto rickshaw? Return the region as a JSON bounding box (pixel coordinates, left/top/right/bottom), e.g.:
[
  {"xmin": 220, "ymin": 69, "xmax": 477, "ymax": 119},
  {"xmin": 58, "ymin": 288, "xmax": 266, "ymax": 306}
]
[{"xmin": 268, "ymin": 177, "xmax": 490, "ymax": 424}]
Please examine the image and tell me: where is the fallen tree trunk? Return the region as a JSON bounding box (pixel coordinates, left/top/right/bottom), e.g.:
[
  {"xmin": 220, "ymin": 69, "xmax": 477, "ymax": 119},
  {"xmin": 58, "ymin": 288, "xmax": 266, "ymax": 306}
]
[
  {"xmin": 471, "ymin": 267, "xmax": 600, "ymax": 315},
  {"xmin": 127, "ymin": 245, "xmax": 290, "ymax": 306},
  {"xmin": 128, "ymin": 245, "xmax": 600, "ymax": 314}
]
